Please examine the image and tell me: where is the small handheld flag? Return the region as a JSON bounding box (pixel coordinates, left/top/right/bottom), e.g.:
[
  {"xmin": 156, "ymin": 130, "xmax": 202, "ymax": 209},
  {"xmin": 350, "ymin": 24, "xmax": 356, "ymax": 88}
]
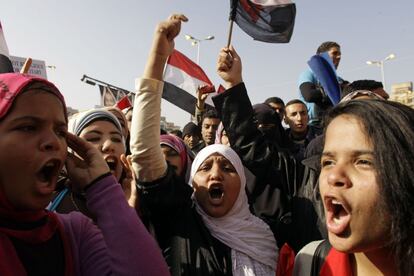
[
  {"xmin": 163, "ymin": 50, "xmax": 215, "ymax": 114},
  {"xmin": 228, "ymin": 0, "xmax": 296, "ymax": 44}
]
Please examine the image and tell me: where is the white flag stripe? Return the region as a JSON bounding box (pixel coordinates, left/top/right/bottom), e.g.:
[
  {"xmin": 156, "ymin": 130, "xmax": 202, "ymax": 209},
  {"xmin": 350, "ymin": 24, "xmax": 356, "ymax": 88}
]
[
  {"xmin": 0, "ymin": 21, "xmax": 10, "ymax": 57},
  {"xmin": 164, "ymin": 64, "xmax": 217, "ymax": 106},
  {"xmin": 251, "ymin": 0, "xmax": 293, "ymax": 6}
]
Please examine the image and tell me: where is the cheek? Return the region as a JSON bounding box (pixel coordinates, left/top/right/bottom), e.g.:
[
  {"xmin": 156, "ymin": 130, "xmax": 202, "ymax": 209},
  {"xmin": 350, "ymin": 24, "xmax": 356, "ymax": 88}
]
[
  {"xmin": 226, "ymin": 177, "xmax": 241, "ymax": 205},
  {"xmin": 115, "ymin": 143, "xmax": 126, "ymax": 155}
]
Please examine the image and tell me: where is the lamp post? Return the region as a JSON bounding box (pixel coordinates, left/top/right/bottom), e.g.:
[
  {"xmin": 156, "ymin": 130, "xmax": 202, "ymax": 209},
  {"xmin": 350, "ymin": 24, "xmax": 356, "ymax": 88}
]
[
  {"xmin": 184, "ymin": 34, "xmax": 214, "ymax": 64},
  {"xmin": 366, "ymin": 53, "xmax": 395, "ymax": 89}
]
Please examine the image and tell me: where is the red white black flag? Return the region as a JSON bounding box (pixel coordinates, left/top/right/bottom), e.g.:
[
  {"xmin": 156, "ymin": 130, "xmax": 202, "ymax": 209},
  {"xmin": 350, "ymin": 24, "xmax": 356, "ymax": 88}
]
[
  {"xmin": 0, "ymin": 20, "xmax": 13, "ymax": 73},
  {"xmin": 163, "ymin": 49, "xmax": 215, "ymax": 114},
  {"xmin": 230, "ymin": 0, "xmax": 296, "ymax": 43}
]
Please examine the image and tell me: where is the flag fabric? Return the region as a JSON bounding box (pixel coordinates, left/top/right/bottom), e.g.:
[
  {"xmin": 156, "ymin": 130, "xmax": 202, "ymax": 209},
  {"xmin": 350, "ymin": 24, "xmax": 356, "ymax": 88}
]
[
  {"xmin": 98, "ymin": 85, "xmax": 129, "ymax": 107},
  {"xmin": 163, "ymin": 49, "xmax": 215, "ymax": 114},
  {"xmin": 217, "ymin": 84, "xmax": 226, "ymax": 94},
  {"xmin": 308, "ymin": 52, "xmax": 341, "ymax": 105},
  {"xmin": 230, "ymin": 0, "xmax": 296, "ymax": 43},
  {"xmin": 116, "ymin": 95, "xmax": 132, "ymax": 110},
  {"xmin": 0, "ymin": 20, "xmax": 13, "ymax": 74}
]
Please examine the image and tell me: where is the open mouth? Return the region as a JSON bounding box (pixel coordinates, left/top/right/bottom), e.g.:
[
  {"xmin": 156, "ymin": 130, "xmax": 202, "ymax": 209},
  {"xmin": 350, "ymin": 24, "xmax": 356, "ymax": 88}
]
[
  {"xmin": 208, "ymin": 184, "xmax": 224, "ymax": 205},
  {"xmin": 37, "ymin": 160, "xmax": 61, "ymax": 183},
  {"xmin": 325, "ymin": 197, "xmax": 351, "ymax": 235},
  {"xmin": 105, "ymin": 156, "xmax": 118, "ymax": 173},
  {"xmin": 209, "ymin": 186, "xmax": 224, "ymax": 199}
]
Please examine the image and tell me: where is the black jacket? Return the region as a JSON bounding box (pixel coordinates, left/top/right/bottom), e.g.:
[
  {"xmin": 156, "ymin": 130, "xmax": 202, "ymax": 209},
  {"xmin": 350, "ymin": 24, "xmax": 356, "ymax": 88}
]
[
  {"xmin": 139, "ymin": 166, "xmax": 233, "ymax": 276},
  {"xmin": 212, "ymin": 83, "xmax": 325, "ymax": 252}
]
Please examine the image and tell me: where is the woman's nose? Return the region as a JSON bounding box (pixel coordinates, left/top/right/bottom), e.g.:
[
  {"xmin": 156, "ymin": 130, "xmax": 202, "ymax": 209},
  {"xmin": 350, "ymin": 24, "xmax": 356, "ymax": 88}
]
[
  {"xmin": 326, "ymin": 164, "xmax": 351, "ymax": 188},
  {"xmin": 40, "ymin": 130, "xmax": 62, "ymax": 152},
  {"xmin": 209, "ymin": 163, "xmax": 224, "ymax": 180},
  {"xmin": 101, "ymin": 139, "xmax": 115, "ymax": 153}
]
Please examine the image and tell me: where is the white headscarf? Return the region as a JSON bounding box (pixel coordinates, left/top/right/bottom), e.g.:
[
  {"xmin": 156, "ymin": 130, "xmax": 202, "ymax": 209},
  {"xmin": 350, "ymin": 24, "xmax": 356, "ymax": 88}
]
[{"xmin": 189, "ymin": 144, "xmax": 278, "ymax": 275}]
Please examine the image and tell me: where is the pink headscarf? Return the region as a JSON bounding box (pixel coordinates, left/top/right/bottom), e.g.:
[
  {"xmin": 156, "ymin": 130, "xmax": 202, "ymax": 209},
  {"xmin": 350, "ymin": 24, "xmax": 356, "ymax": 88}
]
[
  {"xmin": 0, "ymin": 73, "xmax": 66, "ymax": 120},
  {"xmin": 160, "ymin": 134, "xmax": 192, "ymax": 181},
  {"xmin": 0, "ymin": 73, "xmax": 74, "ymax": 275},
  {"xmin": 214, "ymin": 122, "xmax": 226, "ymax": 144}
]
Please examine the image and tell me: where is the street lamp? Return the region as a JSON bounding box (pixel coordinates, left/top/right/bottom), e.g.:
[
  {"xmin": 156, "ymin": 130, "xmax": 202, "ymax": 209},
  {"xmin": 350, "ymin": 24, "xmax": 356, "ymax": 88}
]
[
  {"xmin": 185, "ymin": 34, "xmax": 214, "ymax": 64},
  {"xmin": 366, "ymin": 53, "xmax": 396, "ymax": 89}
]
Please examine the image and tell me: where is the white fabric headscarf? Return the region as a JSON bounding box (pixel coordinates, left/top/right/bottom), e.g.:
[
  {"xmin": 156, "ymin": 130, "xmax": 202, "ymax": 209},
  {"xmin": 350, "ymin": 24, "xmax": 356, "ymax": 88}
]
[{"xmin": 189, "ymin": 144, "xmax": 278, "ymax": 275}]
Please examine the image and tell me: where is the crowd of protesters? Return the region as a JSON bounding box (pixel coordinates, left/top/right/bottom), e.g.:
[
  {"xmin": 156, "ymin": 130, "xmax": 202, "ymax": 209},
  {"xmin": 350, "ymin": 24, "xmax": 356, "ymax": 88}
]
[{"xmin": 0, "ymin": 13, "xmax": 413, "ymax": 276}]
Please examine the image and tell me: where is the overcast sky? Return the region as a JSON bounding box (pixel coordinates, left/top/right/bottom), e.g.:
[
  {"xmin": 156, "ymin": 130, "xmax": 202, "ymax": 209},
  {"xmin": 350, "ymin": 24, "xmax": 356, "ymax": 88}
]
[{"xmin": 2, "ymin": 0, "xmax": 413, "ymax": 127}]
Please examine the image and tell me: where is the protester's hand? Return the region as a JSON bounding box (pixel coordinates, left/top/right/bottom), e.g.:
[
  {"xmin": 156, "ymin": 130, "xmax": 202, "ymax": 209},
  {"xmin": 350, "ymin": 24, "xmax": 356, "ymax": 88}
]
[
  {"xmin": 144, "ymin": 14, "xmax": 188, "ymax": 80},
  {"xmin": 65, "ymin": 133, "xmax": 110, "ymax": 191},
  {"xmin": 196, "ymin": 85, "xmax": 209, "ymax": 109},
  {"xmin": 120, "ymin": 154, "xmax": 138, "ymax": 208},
  {"xmin": 217, "ymin": 45, "xmax": 242, "ymax": 89}
]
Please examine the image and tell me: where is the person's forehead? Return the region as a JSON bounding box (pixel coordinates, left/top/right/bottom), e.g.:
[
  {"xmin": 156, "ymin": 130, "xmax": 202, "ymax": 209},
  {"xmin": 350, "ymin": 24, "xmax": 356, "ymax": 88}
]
[
  {"xmin": 203, "ymin": 118, "xmax": 219, "ymax": 124},
  {"xmin": 328, "ymin": 46, "xmax": 341, "ymax": 53},
  {"xmin": 286, "ymin": 103, "xmax": 307, "ymax": 112},
  {"xmin": 202, "ymin": 153, "xmax": 230, "ymax": 163}
]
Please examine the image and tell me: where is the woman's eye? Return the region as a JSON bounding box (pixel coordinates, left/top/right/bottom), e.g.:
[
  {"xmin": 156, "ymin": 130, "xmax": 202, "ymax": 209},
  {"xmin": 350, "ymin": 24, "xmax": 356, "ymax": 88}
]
[
  {"xmin": 17, "ymin": 125, "xmax": 36, "ymax": 132},
  {"xmin": 223, "ymin": 166, "xmax": 235, "ymax": 172},
  {"xmin": 198, "ymin": 165, "xmax": 210, "ymax": 172},
  {"xmin": 111, "ymin": 137, "xmax": 122, "ymax": 143},
  {"xmin": 356, "ymin": 159, "xmax": 373, "ymax": 167},
  {"xmin": 56, "ymin": 130, "xmax": 67, "ymax": 138},
  {"xmin": 85, "ymin": 137, "xmax": 100, "ymax": 142},
  {"xmin": 321, "ymin": 159, "xmax": 334, "ymax": 167}
]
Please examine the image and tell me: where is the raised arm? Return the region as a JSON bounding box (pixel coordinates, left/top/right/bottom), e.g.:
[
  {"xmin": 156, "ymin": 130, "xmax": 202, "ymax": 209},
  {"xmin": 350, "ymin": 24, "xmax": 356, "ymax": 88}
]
[
  {"xmin": 213, "ymin": 46, "xmax": 276, "ymax": 176},
  {"xmin": 129, "ymin": 14, "xmax": 188, "ymax": 182}
]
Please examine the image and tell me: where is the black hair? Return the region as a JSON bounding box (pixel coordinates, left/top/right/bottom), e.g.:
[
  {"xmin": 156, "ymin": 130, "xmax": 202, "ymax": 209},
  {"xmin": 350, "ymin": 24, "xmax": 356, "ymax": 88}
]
[
  {"xmin": 316, "ymin": 41, "xmax": 340, "ymax": 54},
  {"xmin": 201, "ymin": 109, "xmax": 219, "ymax": 123},
  {"xmin": 285, "ymin": 99, "xmax": 306, "ymax": 108},
  {"xmin": 169, "ymin": 129, "xmax": 183, "ymax": 138},
  {"xmin": 325, "ymin": 100, "xmax": 414, "ymax": 275},
  {"xmin": 264, "ymin": 97, "xmax": 285, "ymax": 106},
  {"xmin": 341, "ymin": 79, "xmax": 384, "ymax": 98}
]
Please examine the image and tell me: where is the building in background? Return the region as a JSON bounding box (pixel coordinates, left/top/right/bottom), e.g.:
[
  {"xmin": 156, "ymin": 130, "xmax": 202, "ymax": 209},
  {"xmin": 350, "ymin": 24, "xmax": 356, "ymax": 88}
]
[
  {"xmin": 67, "ymin": 106, "xmax": 79, "ymax": 117},
  {"xmin": 389, "ymin": 82, "xmax": 414, "ymax": 108},
  {"xmin": 160, "ymin": 116, "xmax": 181, "ymax": 132}
]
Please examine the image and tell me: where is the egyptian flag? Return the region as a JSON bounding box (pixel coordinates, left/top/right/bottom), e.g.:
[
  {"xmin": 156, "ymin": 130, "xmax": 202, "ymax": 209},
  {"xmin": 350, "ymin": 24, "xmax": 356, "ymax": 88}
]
[
  {"xmin": 230, "ymin": 0, "xmax": 296, "ymax": 43},
  {"xmin": 0, "ymin": 20, "xmax": 13, "ymax": 73},
  {"xmin": 163, "ymin": 49, "xmax": 215, "ymax": 115}
]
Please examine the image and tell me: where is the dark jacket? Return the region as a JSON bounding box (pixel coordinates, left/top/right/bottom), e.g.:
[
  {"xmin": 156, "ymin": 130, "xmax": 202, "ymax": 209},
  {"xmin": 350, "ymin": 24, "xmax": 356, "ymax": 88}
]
[
  {"xmin": 139, "ymin": 166, "xmax": 233, "ymax": 276},
  {"xmin": 285, "ymin": 125, "xmax": 322, "ymax": 162},
  {"xmin": 212, "ymin": 83, "xmax": 325, "ymax": 253}
]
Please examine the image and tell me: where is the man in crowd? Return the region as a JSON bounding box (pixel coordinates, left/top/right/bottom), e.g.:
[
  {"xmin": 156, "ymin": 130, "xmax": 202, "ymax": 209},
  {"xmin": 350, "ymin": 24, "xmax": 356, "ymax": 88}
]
[
  {"xmin": 298, "ymin": 41, "xmax": 344, "ymax": 129},
  {"xmin": 284, "ymin": 99, "xmax": 320, "ymax": 161},
  {"xmin": 181, "ymin": 122, "xmax": 203, "ymax": 153},
  {"xmin": 265, "ymin": 97, "xmax": 285, "ymax": 121},
  {"xmin": 200, "ymin": 110, "xmax": 220, "ymax": 147}
]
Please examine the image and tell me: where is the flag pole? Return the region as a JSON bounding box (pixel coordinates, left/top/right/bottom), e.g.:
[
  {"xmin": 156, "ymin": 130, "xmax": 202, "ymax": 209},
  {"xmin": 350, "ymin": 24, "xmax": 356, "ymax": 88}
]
[
  {"xmin": 226, "ymin": 20, "xmax": 234, "ymax": 48},
  {"xmin": 227, "ymin": 0, "xmax": 239, "ymax": 47},
  {"xmin": 20, "ymin": 57, "xmax": 32, "ymax": 74}
]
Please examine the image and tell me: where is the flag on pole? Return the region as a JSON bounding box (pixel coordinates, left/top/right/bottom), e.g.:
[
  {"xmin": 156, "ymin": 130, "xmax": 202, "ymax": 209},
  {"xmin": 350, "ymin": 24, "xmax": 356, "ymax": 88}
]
[
  {"xmin": 163, "ymin": 49, "xmax": 215, "ymax": 114},
  {"xmin": 230, "ymin": 0, "xmax": 296, "ymax": 43},
  {"xmin": 99, "ymin": 85, "xmax": 116, "ymax": 106},
  {"xmin": 308, "ymin": 52, "xmax": 341, "ymax": 105},
  {"xmin": 0, "ymin": 20, "xmax": 13, "ymax": 73},
  {"xmin": 116, "ymin": 95, "xmax": 132, "ymax": 110}
]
